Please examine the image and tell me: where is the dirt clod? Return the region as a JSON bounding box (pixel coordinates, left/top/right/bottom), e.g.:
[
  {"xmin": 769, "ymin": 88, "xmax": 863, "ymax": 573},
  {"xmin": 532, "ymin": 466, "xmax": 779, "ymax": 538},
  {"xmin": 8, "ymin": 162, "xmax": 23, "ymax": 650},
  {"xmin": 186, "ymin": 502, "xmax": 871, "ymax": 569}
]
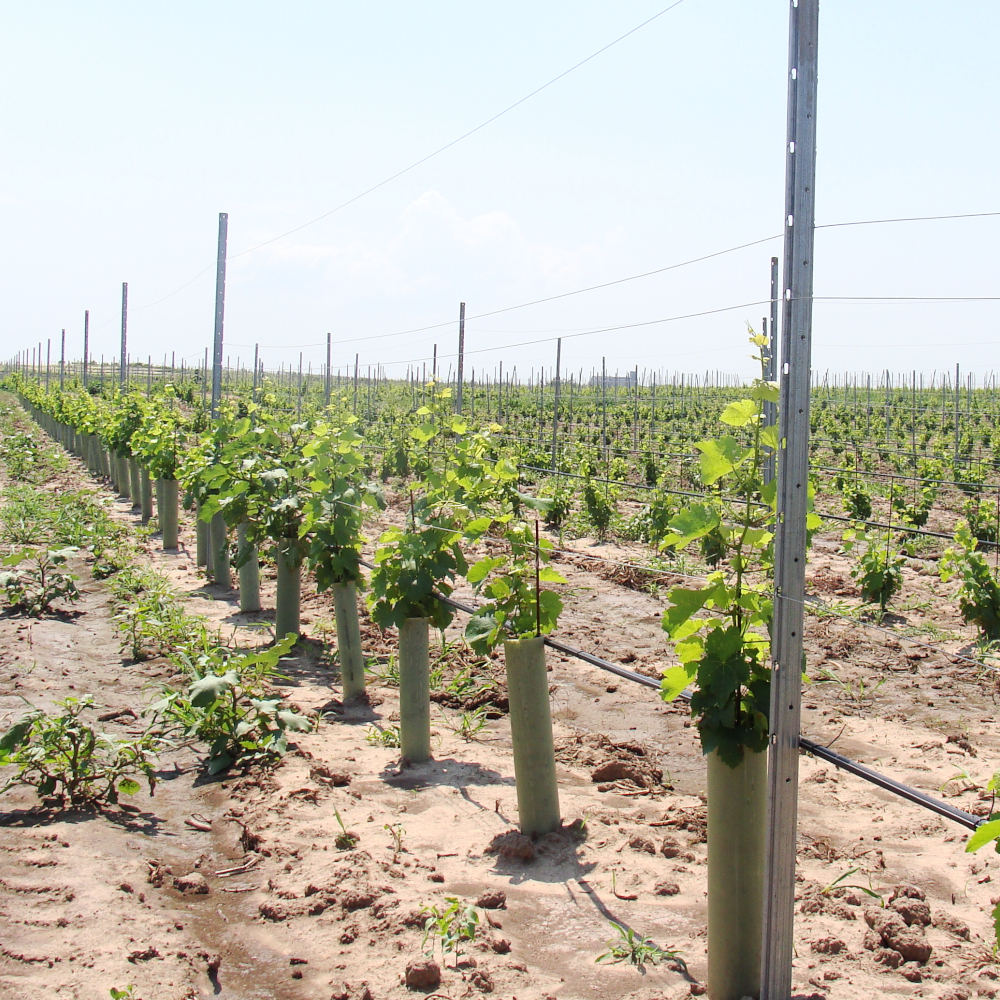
[
  {"xmin": 486, "ymin": 831, "xmax": 535, "ymax": 861},
  {"xmin": 311, "ymin": 764, "xmax": 352, "ymax": 786},
  {"xmin": 932, "ymin": 911, "xmax": 971, "ymax": 939},
  {"xmin": 627, "ymin": 834, "xmax": 657, "ymax": 854},
  {"xmin": 172, "ymin": 871, "xmax": 209, "ymax": 895},
  {"xmin": 889, "ymin": 884, "xmax": 926, "ymax": 902},
  {"xmin": 404, "ymin": 958, "xmax": 440, "ymax": 989},
  {"xmin": 476, "ymin": 889, "xmax": 507, "ymax": 909},
  {"xmin": 469, "ymin": 966, "xmax": 494, "ymax": 992},
  {"xmin": 890, "ymin": 897, "xmax": 931, "ymax": 926},
  {"xmin": 811, "ymin": 936, "xmax": 845, "ymax": 955},
  {"xmin": 865, "ymin": 908, "xmax": 932, "ymax": 964},
  {"xmin": 654, "ymin": 881, "xmax": 681, "ymax": 896},
  {"xmin": 659, "ymin": 836, "xmax": 682, "ymax": 858},
  {"xmin": 874, "ymin": 948, "xmax": 904, "ymax": 968},
  {"xmin": 127, "ymin": 946, "xmax": 160, "ymax": 963}
]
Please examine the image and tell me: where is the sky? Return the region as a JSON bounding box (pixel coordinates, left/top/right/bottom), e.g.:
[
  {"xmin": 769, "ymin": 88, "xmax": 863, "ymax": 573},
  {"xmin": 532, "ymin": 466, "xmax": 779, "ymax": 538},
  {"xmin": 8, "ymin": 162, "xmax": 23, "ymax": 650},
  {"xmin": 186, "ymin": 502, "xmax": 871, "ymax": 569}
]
[{"xmin": 1, "ymin": 1, "xmax": 998, "ymax": 384}]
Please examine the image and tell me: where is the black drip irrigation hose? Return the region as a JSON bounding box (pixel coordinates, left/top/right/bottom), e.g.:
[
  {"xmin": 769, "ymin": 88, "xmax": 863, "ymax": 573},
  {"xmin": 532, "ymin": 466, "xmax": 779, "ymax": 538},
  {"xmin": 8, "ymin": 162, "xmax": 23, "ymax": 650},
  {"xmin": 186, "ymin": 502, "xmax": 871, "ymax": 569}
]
[
  {"xmin": 357, "ymin": 560, "xmax": 985, "ymax": 832},
  {"xmin": 517, "ymin": 462, "xmax": 1000, "ymax": 548}
]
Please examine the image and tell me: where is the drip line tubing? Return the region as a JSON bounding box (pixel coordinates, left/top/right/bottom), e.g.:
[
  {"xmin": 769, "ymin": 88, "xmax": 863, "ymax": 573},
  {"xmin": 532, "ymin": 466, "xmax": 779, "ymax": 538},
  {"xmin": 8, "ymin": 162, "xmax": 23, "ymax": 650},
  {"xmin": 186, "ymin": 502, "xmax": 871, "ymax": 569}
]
[{"xmin": 357, "ymin": 558, "xmax": 986, "ymax": 832}]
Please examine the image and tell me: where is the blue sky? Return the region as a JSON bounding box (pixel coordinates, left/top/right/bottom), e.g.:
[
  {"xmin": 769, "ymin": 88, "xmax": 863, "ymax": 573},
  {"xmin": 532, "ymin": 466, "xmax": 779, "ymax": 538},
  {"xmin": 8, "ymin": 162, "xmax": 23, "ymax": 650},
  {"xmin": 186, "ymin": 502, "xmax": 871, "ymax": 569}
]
[{"xmin": 1, "ymin": 2, "xmax": 997, "ymax": 382}]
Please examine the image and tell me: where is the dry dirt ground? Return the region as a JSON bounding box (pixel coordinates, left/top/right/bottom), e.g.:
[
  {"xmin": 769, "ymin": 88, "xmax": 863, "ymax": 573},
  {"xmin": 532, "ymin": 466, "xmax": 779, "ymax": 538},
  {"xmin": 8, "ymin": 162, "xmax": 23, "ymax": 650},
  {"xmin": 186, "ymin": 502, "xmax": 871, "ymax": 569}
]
[{"xmin": 0, "ymin": 419, "xmax": 999, "ymax": 1000}]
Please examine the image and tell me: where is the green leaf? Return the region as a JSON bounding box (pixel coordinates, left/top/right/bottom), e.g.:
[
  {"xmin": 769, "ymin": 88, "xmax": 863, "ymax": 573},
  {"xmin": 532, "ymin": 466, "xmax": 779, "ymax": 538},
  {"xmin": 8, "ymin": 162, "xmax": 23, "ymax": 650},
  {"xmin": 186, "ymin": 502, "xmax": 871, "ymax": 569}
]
[
  {"xmin": 189, "ymin": 670, "xmax": 239, "ymax": 708},
  {"xmin": 467, "ymin": 556, "xmax": 504, "ymax": 585},
  {"xmin": 660, "ymin": 504, "xmax": 720, "ymax": 550},
  {"xmin": 117, "ymin": 778, "xmax": 141, "ymax": 796},
  {"xmin": 0, "ymin": 718, "xmax": 34, "ymax": 754},
  {"xmin": 719, "ymin": 400, "xmax": 758, "ymax": 427},
  {"xmin": 760, "ymin": 424, "xmax": 779, "ymax": 451},
  {"xmin": 537, "ymin": 588, "xmax": 563, "ymax": 634},
  {"xmin": 207, "ymin": 752, "xmax": 234, "ymax": 775},
  {"xmin": 516, "ymin": 491, "xmax": 550, "ymax": 512},
  {"xmin": 661, "ymin": 663, "xmax": 697, "ymax": 702},
  {"xmin": 662, "ymin": 586, "xmax": 713, "ymax": 638},
  {"xmin": 695, "ymin": 437, "xmax": 751, "ymax": 484},
  {"xmin": 674, "ymin": 635, "xmax": 705, "ymax": 664},
  {"xmin": 967, "ymin": 818, "xmax": 1000, "ymax": 853},
  {"xmin": 277, "ymin": 710, "xmax": 313, "ymax": 732},
  {"xmin": 409, "ymin": 423, "xmax": 437, "ymax": 443},
  {"xmin": 465, "ymin": 612, "xmax": 499, "ymax": 651},
  {"xmin": 538, "ymin": 567, "xmax": 568, "ymax": 584},
  {"xmin": 750, "ymin": 381, "xmax": 779, "ymax": 403},
  {"xmin": 464, "ymin": 516, "xmax": 493, "ymax": 539}
]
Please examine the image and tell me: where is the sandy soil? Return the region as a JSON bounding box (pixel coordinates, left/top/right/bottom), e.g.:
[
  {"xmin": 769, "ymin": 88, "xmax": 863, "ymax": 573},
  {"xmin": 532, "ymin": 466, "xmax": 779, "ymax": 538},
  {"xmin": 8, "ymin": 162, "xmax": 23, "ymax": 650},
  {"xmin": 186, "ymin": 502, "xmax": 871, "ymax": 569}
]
[{"xmin": 0, "ymin": 423, "xmax": 998, "ymax": 1000}]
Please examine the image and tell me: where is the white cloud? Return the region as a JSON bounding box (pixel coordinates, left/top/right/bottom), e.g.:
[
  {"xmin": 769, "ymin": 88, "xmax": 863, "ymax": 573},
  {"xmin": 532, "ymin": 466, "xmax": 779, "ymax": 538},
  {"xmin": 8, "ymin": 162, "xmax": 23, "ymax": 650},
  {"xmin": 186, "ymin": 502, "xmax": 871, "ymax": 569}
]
[{"xmin": 253, "ymin": 191, "xmax": 618, "ymax": 299}]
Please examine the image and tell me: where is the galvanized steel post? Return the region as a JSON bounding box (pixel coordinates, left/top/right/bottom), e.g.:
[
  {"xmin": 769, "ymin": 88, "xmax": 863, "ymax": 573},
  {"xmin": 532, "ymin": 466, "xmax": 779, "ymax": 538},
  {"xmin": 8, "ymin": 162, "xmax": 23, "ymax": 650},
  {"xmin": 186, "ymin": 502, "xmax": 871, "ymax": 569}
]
[
  {"xmin": 761, "ymin": 1, "xmax": 820, "ymax": 997},
  {"xmin": 763, "ymin": 256, "xmax": 780, "ymax": 484},
  {"xmin": 119, "ymin": 283, "xmax": 128, "ymax": 389},
  {"xmin": 82, "ymin": 310, "xmax": 90, "ymax": 387},
  {"xmin": 211, "ymin": 213, "xmax": 228, "ymax": 418},
  {"xmin": 456, "ymin": 302, "xmax": 466, "ymax": 414}
]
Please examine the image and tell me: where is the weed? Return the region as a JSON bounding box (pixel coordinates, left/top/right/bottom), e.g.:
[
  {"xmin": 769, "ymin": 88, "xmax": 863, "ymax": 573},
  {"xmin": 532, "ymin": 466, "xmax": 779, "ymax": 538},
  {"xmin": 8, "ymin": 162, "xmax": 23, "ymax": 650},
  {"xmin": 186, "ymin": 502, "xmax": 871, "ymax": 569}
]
[
  {"xmin": 821, "ymin": 866, "xmax": 883, "ymax": 904},
  {"xmin": 0, "ymin": 696, "xmax": 158, "ymax": 807},
  {"xmin": 368, "ymin": 654, "xmax": 400, "ymax": 686},
  {"xmin": 0, "ymin": 547, "xmax": 80, "ymax": 616},
  {"xmin": 596, "ymin": 920, "xmax": 687, "ymax": 973},
  {"xmin": 333, "ymin": 807, "xmax": 358, "ymax": 850},
  {"xmin": 364, "ymin": 723, "xmax": 402, "ymax": 748},
  {"xmin": 0, "ymin": 486, "xmax": 51, "ymax": 543},
  {"xmin": 109, "ymin": 987, "xmax": 138, "ymax": 1000},
  {"xmin": 815, "ymin": 665, "xmax": 885, "ymax": 707},
  {"xmin": 384, "ymin": 822, "xmax": 405, "ymax": 856},
  {"xmin": 421, "ymin": 897, "xmax": 479, "ymax": 966},
  {"xmin": 148, "ymin": 635, "xmax": 311, "ymax": 773},
  {"xmin": 447, "ymin": 707, "xmax": 490, "ymax": 742},
  {"xmin": 111, "ymin": 586, "xmax": 203, "ymax": 661}
]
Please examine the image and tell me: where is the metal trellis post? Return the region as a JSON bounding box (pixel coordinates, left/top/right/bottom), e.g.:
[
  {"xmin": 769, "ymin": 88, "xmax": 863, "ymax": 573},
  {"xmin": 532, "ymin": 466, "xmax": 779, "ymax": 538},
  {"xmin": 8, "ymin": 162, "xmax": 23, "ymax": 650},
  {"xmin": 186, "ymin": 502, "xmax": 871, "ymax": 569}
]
[
  {"xmin": 325, "ymin": 332, "xmax": 331, "ymax": 407},
  {"xmin": 211, "ymin": 212, "xmax": 229, "ymax": 419},
  {"xmin": 456, "ymin": 302, "xmax": 466, "ymax": 414},
  {"xmin": 551, "ymin": 338, "xmax": 562, "ymax": 467},
  {"xmin": 764, "ymin": 256, "xmax": 780, "ymax": 484},
  {"xmin": 761, "ymin": 1, "xmax": 820, "ymax": 997},
  {"xmin": 120, "ymin": 283, "xmax": 128, "ymax": 389}
]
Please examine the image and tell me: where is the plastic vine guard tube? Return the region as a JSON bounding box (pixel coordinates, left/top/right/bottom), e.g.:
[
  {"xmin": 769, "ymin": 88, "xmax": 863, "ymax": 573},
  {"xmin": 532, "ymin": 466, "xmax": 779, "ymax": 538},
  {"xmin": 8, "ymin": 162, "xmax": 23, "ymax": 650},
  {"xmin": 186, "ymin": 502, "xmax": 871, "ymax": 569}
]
[
  {"xmin": 398, "ymin": 617, "xmax": 430, "ymax": 762},
  {"xmin": 504, "ymin": 635, "xmax": 561, "ymax": 836}
]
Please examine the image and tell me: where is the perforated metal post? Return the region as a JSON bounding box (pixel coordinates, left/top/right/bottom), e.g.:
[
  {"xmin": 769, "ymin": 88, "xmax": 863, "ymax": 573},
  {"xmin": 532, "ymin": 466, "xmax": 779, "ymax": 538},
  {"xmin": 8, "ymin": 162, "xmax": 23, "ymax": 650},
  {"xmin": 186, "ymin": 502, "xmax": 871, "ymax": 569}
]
[
  {"xmin": 82, "ymin": 311, "xmax": 89, "ymax": 387},
  {"xmin": 211, "ymin": 212, "xmax": 228, "ymax": 418},
  {"xmin": 456, "ymin": 302, "xmax": 466, "ymax": 414},
  {"xmin": 761, "ymin": 1, "xmax": 820, "ymax": 997},
  {"xmin": 59, "ymin": 329, "xmax": 65, "ymax": 390},
  {"xmin": 119, "ymin": 283, "xmax": 128, "ymax": 389},
  {"xmin": 325, "ymin": 332, "xmax": 331, "ymax": 407},
  {"xmin": 764, "ymin": 256, "xmax": 780, "ymax": 484},
  {"xmin": 551, "ymin": 338, "xmax": 562, "ymax": 467}
]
